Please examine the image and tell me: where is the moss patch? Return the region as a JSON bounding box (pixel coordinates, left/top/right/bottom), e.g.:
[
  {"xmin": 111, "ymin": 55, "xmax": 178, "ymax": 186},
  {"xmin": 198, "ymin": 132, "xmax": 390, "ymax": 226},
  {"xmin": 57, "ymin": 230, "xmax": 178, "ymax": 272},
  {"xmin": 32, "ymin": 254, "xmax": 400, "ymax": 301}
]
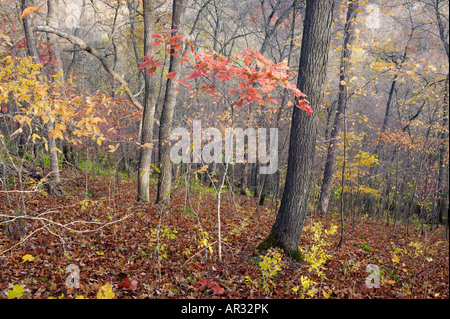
[{"xmin": 256, "ymin": 234, "xmax": 303, "ymax": 262}]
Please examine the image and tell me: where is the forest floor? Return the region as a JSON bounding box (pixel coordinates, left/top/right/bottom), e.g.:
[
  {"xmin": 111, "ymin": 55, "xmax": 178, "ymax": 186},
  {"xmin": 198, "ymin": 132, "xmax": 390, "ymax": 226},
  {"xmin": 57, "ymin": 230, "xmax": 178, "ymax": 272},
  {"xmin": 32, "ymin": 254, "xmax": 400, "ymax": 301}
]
[{"xmin": 0, "ymin": 170, "xmax": 448, "ymax": 299}]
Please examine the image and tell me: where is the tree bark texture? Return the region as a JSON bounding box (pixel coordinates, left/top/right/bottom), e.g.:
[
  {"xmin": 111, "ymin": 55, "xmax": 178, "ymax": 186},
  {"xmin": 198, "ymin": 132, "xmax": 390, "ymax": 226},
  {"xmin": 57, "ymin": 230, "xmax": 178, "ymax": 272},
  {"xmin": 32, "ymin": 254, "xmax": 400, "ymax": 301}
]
[
  {"xmin": 21, "ymin": 0, "xmax": 40, "ymax": 60},
  {"xmin": 258, "ymin": 0, "xmax": 334, "ymax": 260},
  {"xmin": 138, "ymin": 0, "xmax": 158, "ymax": 201},
  {"xmin": 45, "ymin": 0, "xmax": 63, "ymax": 195},
  {"xmin": 155, "ymin": 0, "xmax": 187, "ymax": 205}
]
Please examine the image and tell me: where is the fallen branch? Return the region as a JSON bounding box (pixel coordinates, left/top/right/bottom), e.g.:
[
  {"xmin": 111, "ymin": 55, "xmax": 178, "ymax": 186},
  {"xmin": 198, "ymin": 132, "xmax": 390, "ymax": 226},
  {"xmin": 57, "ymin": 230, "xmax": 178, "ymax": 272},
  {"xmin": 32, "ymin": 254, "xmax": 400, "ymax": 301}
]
[
  {"xmin": 397, "ymin": 265, "xmax": 435, "ymax": 282},
  {"xmin": 0, "ymin": 211, "xmax": 135, "ymax": 256},
  {"xmin": 182, "ymin": 240, "xmax": 218, "ymax": 268}
]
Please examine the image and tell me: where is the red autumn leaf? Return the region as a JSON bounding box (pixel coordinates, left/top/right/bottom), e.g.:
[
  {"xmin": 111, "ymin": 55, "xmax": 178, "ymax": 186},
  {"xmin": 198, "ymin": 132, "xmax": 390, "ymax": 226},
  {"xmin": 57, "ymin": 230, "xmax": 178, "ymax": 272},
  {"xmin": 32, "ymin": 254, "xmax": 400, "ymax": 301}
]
[
  {"xmin": 146, "ymin": 68, "xmax": 157, "ymax": 76},
  {"xmin": 217, "ymin": 73, "xmax": 233, "ymax": 81},
  {"xmin": 153, "ymin": 39, "xmax": 164, "ymax": 49},
  {"xmin": 267, "ymin": 94, "xmax": 278, "ymax": 104},
  {"xmin": 198, "ymin": 279, "xmax": 210, "ymax": 289},
  {"xmin": 298, "ymin": 99, "xmax": 313, "ymax": 115},
  {"xmin": 118, "ymin": 278, "xmax": 138, "ymax": 292},
  {"xmin": 140, "ymin": 33, "xmax": 311, "ymax": 115},
  {"xmin": 212, "ymin": 282, "xmax": 225, "ymax": 295},
  {"xmin": 189, "ymin": 71, "xmax": 203, "ymax": 79},
  {"xmin": 198, "ymin": 279, "xmax": 224, "ymax": 295},
  {"xmin": 140, "ymin": 56, "xmax": 163, "ymax": 76},
  {"xmin": 139, "ymin": 62, "xmax": 147, "ymax": 70},
  {"xmin": 243, "ymin": 55, "xmax": 252, "ymax": 66},
  {"xmin": 246, "ymin": 87, "xmax": 258, "ymax": 95},
  {"xmin": 261, "ymin": 84, "xmax": 275, "ymax": 93},
  {"xmin": 167, "ymin": 71, "xmax": 177, "ymax": 79}
]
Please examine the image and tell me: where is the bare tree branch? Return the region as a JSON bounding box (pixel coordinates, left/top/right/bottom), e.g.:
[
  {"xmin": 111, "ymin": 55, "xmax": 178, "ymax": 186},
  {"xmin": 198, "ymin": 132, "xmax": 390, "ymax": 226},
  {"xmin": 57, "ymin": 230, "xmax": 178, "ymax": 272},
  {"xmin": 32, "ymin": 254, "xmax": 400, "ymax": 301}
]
[{"xmin": 33, "ymin": 25, "xmax": 144, "ymax": 112}]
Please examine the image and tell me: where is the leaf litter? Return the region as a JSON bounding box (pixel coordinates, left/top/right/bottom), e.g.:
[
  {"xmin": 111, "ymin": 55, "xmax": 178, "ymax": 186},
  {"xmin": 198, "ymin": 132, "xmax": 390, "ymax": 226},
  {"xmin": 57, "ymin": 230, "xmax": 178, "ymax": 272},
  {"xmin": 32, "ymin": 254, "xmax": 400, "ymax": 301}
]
[{"xmin": 0, "ymin": 172, "xmax": 448, "ymax": 299}]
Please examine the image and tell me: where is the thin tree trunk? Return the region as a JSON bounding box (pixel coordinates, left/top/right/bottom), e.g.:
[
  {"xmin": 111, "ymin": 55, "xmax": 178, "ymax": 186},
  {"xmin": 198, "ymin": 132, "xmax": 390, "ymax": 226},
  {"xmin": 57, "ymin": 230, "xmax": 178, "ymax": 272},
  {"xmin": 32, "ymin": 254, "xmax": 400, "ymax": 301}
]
[
  {"xmin": 436, "ymin": 73, "xmax": 448, "ymax": 224},
  {"xmin": 317, "ymin": 0, "xmax": 358, "ymax": 216},
  {"xmin": 337, "ymin": 108, "xmax": 347, "ymax": 248},
  {"xmin": 155, "ymin": 0, "xmax": 187, "ymax": 205},
  {"xmin": 66, "ymin": 0, "xmax": 86, "ymax": 78},
  {"xmin": 433, "ymin": 0, "xmax": 449, "ymax": 224},
  {"xmin": 368, "ymin": 7, "xmax": 415, "ymax": 211},
  {"xmin": 257, "ymin": 0, "xmax": 334, "ymax": 261},
  {"xmin": 127, "ymin": 0, "xmax": 144, "ymax": 94},
  {"xmin": 23, "ymin": 0, "xmax": 63, "ymax": 195},
  {"xmin": 240, "ymin": 160, "xmax": 249, "ymax": 195},
  {"xmin": 45, "ymin": 0, "xmax": 64, "ymax": 196},
  {"xmin": 21, "ymin": 0, "xmax": 40, "ymax": 60},
  {"xmin": 240, "ymin": 1, "xmax": 294, "ymax": 196},
  {"xmin": 137, "ymin": 0, "xmax": 158, "ymax": 201},
  {"xmin": 46, "ymin": 0, "xmax": 64, "ymax": 77}
]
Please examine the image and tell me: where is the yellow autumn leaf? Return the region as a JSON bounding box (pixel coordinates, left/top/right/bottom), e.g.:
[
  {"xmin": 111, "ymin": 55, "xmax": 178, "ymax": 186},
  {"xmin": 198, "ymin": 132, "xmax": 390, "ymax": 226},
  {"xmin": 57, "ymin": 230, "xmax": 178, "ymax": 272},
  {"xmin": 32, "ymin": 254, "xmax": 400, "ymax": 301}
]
[
  {"xmin": 7, "ymin": 285, "xmax": 25, "ymax": 299},
  {"xmin": 193, "ymin": 165, "xmax": 208, "ymax": 174},
  {"xmin": 52, "ymin": 147, "xmax": 62, "ymax": 154},
  {"xmin": 32, "ymin": 133, "xmax": 41, "ymax": 142},
  {"xmin": 140, "ymin": 142, "xmax": 153, "ymax": 148},
  {"xmin": 391, "ymin": 254, "xmax": 400, "ymax": 263},
  {"xmin": 97, "ymin": 283, "xmax": 115, "ymax": 299},
  {"xmin": 22, "ymin": 254, "xmax": 35, "ymax": 262},
  {"xmin": 21, "ymin": 7, "xmax": 41, "ymax": 19},
  {"xmin": 151, "ymin": 163, "xmax": 160, "ymax": 173},
  {"xmin": 107, "ymin": 143, "xmax": 120, "ymax": 153},
  {"xmin": 383, "ymin": 279, "xmax": 396, "ymax": 285}
]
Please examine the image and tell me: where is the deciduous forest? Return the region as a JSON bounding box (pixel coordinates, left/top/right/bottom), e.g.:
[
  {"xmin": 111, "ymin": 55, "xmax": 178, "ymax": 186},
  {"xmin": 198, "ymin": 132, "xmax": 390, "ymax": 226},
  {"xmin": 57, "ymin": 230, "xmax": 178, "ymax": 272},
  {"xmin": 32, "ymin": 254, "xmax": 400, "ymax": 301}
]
[{"xmin": 0, "ymin": 0, "xmax": 448, "ymax": 302}]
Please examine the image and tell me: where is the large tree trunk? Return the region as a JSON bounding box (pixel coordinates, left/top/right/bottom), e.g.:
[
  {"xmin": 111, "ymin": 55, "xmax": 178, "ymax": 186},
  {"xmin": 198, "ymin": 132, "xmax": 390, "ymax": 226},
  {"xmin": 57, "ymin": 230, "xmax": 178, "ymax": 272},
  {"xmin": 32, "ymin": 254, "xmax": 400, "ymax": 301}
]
[
  {"xmin": 137, "ymin": 0, "xmax": 158, "ymax": 201},
  {"xmin": 257, "ymin": 0, "xmax": 334, "ymax": 261},
  {"xmin": 155, "ymin": 0, "xmax": 187, "ymax": 205},
  {"xmin": 316, "ymin": 0, "xmax": 359, "ymax": 216}
]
